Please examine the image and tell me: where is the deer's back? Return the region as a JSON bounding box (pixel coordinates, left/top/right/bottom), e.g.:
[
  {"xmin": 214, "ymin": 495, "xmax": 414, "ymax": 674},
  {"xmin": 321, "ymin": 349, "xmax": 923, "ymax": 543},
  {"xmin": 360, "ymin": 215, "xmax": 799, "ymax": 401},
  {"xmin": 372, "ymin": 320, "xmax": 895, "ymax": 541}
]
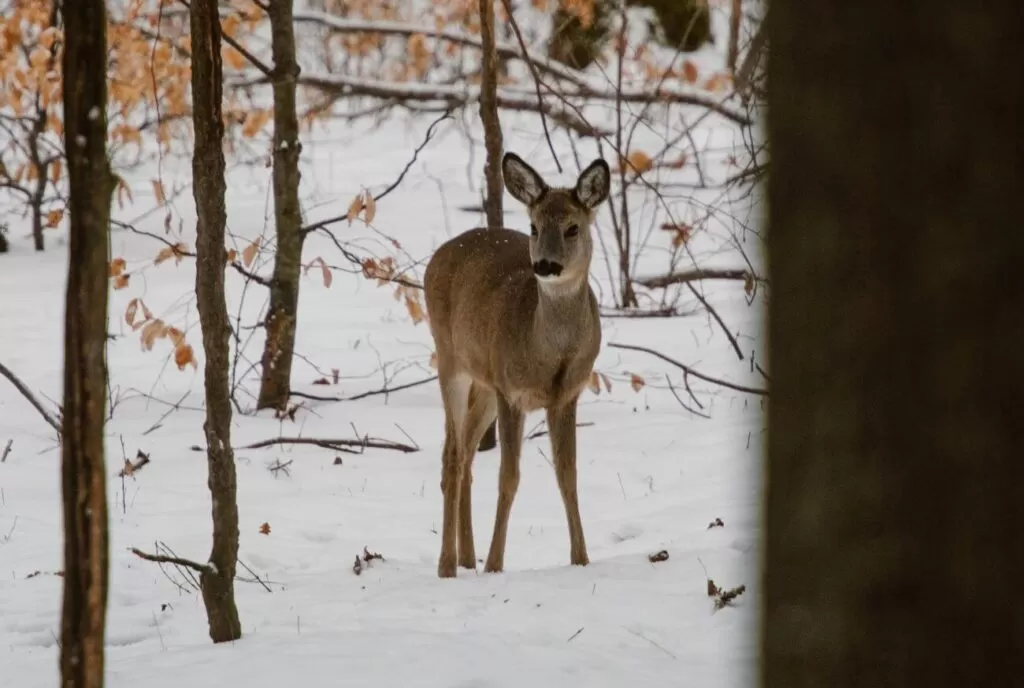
[{"xmin": 424, "ymin": 228, "xmax": 537, "ymax": 376}]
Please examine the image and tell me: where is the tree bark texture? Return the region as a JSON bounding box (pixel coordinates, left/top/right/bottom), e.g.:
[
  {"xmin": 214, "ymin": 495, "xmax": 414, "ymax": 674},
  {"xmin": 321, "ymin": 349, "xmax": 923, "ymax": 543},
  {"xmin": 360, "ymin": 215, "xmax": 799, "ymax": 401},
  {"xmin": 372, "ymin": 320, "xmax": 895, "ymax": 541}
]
[
  {"xmin": 59, "ymin": 0, "xmax": 114, "ymax": 685},
  {"xmin": 764, "ymin": 3, "xmax": 1024, "ymax": 687},
  {"xmin": 477, "ymin": 0, "xmax": 505, "ymax": 453},
  {"xmin": 189, "ymin": 0, "xmax": 242, "ymax": 644},
  {"xmin": 256, "ymin": 0, "xmax": 305, "ymax": 412}
]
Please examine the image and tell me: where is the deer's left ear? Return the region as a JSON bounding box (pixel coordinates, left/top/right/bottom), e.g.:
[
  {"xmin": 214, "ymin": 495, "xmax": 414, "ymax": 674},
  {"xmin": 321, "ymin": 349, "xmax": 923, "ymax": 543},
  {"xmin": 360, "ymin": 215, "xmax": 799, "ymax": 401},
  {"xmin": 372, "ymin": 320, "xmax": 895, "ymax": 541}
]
[{"xmin": 575, "ymin": 158, "xmax": 610, "ymax": 209}]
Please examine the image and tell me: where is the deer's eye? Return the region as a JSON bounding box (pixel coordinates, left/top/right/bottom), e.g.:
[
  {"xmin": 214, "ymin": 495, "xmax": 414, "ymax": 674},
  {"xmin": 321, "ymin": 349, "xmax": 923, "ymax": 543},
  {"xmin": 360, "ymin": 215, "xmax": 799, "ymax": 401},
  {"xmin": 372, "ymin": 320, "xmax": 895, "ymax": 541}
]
[
  {"xmin": 564, "ymin": 224, "xmax": 579, "ymax": 238},
  {"xmin": 530, "ymin": 224, "xmax": 538, "ymax": 237}
]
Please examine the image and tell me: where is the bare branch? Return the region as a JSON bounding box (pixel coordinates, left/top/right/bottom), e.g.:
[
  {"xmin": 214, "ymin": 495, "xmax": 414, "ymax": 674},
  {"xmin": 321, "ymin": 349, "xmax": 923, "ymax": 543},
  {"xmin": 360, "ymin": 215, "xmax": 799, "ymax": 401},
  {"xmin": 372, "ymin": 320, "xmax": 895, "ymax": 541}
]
[
  {"xmin": 290, "ymin": 375, "xmax": 437, "ymax": 403},
  {"xmin": 0, "ymin": 360, "xmax": 62, "ymax": 433},
  {"xmin": 129, "ymin": 547, "xmax": 212, "ymax": 574},
  {"xmin": 208, "ymin": 435, "xmax": 419, "ymax": 454},
  {"xmin": 636, "ymin": 268, "xmax": 765, "ymax": 290},
  {"xmin": 607, "ymin": 342, "xmax": 769, "ymax": 397}
]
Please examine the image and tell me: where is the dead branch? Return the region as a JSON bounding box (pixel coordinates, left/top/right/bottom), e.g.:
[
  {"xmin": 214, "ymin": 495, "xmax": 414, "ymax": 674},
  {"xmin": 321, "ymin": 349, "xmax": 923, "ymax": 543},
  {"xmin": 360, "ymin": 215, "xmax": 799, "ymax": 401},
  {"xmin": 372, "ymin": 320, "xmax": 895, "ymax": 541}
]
[
  {"xmin": 301, "ymin": 111, "xmax": 451, "ymax": 236},
  {"xmin": 289, "ymin": 375, "xmax": 437, "ymax": 403},
  {"xmin": 0, "ymin": 360, "xmax": 62, "ymax": 433},
  {"xmin": 607, "ymin": 342, "xmax": 769, "ymax": 397},
  {"xmin": 217, "ymin": 435, "xmax": 419, "ymax": 454},
  {"xmin": 1, "ymin": 439, "xmax": 12, "ymax": 463},
  {"xmin": 635, "ymin": 268, "xmax": 765, "ymax": 290},
  {"xmin": 130, "ymin": 547, "xmax": 211, "ymax": 574},
  {"xmin": 500, "ymin": 0, "xmax": 560, "ymax": 172}
]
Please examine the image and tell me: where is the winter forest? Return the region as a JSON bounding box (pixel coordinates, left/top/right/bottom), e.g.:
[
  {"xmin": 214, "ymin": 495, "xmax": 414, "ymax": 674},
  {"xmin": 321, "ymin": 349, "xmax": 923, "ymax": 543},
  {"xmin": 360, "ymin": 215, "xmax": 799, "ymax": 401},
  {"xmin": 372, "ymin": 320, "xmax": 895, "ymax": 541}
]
[{"xmin": 0, "ymin": 1, "xmax": 1020, "ymax": 687}]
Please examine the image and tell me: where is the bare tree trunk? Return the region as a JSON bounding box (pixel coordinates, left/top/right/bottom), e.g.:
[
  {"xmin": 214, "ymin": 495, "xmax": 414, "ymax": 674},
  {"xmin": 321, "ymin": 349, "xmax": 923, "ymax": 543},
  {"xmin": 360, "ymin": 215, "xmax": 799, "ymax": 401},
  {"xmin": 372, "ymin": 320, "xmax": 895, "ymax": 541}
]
[
  {"xmin": 60, "ymin": 0, "xmax": 114, "ymax": 684},
  {"xmin": 763, "ymin": 3, "xmax": 1024, "ymax": 687},
  {"xmin": 476, "ymin": 0, "xmax": 505, "ymax": 453},
  {"xmin": 256, "ymin": 0, "xmax": 305, "ymax": 412},
  {"xmin": 188, "ymin": 0, "xmax": 242, "ymax": 644}
]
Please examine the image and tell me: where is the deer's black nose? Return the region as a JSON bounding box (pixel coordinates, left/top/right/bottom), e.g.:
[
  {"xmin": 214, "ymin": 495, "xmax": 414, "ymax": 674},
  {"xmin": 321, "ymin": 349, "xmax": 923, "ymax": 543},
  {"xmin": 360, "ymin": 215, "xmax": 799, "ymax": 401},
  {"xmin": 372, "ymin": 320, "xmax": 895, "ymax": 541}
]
[{"xmin": 533, "ymin": 259, "xmax": 563, "ymax": 277}]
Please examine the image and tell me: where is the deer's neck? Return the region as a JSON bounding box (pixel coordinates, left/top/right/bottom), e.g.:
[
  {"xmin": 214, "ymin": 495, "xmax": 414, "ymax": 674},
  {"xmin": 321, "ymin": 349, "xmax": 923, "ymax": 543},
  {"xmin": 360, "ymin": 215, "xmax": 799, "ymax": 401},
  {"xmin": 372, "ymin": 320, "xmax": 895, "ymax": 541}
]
[{"xmin": 531, "ymin": 276, "xmax": 592, "ymax": 352}]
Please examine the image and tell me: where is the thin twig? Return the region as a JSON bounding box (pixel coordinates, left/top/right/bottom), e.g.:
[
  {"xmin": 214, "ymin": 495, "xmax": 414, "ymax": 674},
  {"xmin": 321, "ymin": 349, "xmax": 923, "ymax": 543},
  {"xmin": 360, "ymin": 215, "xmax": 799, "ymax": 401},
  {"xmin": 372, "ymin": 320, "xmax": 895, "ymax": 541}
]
[
  {"xmin": 500, "ymin": 0, "xmax": 560, "ymax": 172},
  {"xmin": 289, "ymin": 375, "xmax": 437, "ymax": 403},
  {"xmin": 607, "ymin": 343, "xmax": 768, "ymax": 396},
  {"xmin": 222, "ymin": 435, "xmax": 419, "ymax": 454},
  {"xmin": 0, "ymin": 361, "xmax": 61, "ymax": 433},
  {"xmin": 300, "ymin": 111, "xmax": 451, "ymax": 236}
]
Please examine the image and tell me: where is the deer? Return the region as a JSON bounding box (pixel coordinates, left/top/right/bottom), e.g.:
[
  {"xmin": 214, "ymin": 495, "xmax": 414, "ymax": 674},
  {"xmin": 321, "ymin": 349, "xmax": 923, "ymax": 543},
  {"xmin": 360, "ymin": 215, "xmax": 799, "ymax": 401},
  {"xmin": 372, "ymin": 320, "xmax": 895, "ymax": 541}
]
[{"xmin": 423, "ymin": 152, "xmax": 610, "ymax": 578}]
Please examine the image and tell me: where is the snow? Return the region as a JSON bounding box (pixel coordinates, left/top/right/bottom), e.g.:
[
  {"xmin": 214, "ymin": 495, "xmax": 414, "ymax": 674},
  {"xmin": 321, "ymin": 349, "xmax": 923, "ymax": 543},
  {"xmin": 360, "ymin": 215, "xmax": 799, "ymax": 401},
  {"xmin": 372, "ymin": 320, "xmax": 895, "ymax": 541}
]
[{"xmin": 0, "ymin": 65, "xmax": 764, "ymax": 688}]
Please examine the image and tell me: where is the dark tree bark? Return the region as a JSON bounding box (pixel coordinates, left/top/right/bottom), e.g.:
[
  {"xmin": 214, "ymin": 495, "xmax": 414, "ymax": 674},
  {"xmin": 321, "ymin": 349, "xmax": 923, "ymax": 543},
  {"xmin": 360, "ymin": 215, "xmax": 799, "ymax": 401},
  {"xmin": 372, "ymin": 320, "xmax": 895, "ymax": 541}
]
[
  {"xmin": 189, "ymin": 0, "xmax": 242, "ymax": 644},
  {"xmin": 763, "ymin": 3, "xmax": 1024, "ymax": 687},
  {"xmin": 476, "ymin": 0, "xmax": 504, "ymax": 453},
  {"xmin": 256, "ymin": 0, "xmax": 305, "ymax": 412},
  {"xmin": 59, "ymin": 0, "xmax": 114, "ymax": 684}
]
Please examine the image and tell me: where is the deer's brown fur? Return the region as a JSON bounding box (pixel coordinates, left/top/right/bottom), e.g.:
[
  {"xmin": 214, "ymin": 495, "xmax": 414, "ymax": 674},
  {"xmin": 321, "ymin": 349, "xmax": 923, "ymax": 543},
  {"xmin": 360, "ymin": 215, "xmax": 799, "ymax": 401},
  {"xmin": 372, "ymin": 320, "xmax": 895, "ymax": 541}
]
[{"xmin": 423, "ymin": 152, "xmax": 610, "ymax": 578}]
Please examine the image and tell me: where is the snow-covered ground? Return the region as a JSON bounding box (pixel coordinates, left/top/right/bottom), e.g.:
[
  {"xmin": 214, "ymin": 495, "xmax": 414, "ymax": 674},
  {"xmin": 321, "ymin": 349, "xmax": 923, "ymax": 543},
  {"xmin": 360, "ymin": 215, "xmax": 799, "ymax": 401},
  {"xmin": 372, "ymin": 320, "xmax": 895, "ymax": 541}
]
[{"xmin": 0, "ymin": 98, "xmax": 765, "ymax": 685}]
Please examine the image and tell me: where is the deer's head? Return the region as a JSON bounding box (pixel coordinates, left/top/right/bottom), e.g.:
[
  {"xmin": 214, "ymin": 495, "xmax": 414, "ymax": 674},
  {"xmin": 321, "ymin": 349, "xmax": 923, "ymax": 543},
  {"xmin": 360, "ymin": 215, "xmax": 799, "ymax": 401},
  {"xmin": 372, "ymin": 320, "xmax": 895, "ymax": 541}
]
[{"xmin": 502, "ymin": 152, "xmax": 610, "ymax": 287}]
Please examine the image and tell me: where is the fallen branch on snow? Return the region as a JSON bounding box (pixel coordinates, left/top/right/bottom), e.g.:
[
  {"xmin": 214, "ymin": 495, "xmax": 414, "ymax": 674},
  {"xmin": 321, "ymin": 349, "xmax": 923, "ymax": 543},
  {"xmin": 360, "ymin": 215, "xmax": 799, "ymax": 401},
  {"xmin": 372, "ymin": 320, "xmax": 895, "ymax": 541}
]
[{"xmin": 208, "ymin": 435, "xmax": 419, "ymax": 454}]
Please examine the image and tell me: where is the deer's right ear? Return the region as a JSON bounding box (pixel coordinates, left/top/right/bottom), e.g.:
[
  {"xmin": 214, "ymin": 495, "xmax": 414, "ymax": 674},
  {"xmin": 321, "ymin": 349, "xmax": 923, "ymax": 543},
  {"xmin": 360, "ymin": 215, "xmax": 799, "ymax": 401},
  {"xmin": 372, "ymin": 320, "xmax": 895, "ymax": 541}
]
[{"xmin": 502, "ymin": 152, "xmax": 546, "ymax": 206}]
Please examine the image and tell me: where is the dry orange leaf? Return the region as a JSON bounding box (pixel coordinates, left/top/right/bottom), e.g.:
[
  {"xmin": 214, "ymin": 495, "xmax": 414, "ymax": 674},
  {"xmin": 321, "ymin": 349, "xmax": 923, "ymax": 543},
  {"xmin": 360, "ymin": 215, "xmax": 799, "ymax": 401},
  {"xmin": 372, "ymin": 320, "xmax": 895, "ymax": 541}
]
[
  {"xmin": 363, "ymin": 193, "xmax": 377, "ymax": 223},
  {"xmin": 151, "ymin": 179, "xmax": 167, "ymax": 205},
  {"xmin": 173, "ymin": 342, "xmax": 197, "ymax": 371},
  {"xmin": 258, "ymin": 522, "xmax": 271, "ymax": 535},
  {"xmin": 45, "ymin": 208, "xmax": 63, "ymax": 228},
  {"xmin": 124, "ymin": 298, "xmax": 139, "ymax": 326},
  {"xmin": 140, "ymin": 319, "xmax": 166, "ymax": 351},
  {"xmin": 629, "ymin": 373, "xmax": 646, "ymax": 392},
  {"xmin": 346, "ymin": 193, "xmax": 364, "ymax": 226},
  {"xmin": 166, "ymin": 326, "xmax": 186, "ymax": 347},
  {"xmin": 242, "ymin": 237, "xmax": 261, "ymax": 267},
  {"xmin": 226, "ymin": 248, "xmax": 238, "ymax": 264},
  {"xmin": 682, "ymin": 60, "xmax": 699, "ymax": 84},
  {"xmin": 109, "ymin": 258, "xmax": 127, "ymax": 278},
  {"xmin": 587, "ymin": 370, "xmax": 601, "ymax": 395},
  {"xmin": 113, "ymin": 274, "xmax": 130, "ymax": 290}
]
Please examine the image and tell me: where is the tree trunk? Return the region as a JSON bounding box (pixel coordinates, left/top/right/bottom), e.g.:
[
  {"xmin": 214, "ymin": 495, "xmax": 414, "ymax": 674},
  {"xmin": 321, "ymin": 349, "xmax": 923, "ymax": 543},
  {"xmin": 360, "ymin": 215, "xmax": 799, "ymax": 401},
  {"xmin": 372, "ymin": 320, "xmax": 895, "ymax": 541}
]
[
  {"xmin": 763, "ymin": 3, "xmax": 1024, "ymax": 687},
  {"xmin": 256, "ymin": 0, "xmax": 304, "ymax": 412},
  {"xmin": 476, "ymin": 0, "xmax": 505, "ymax": 453},
  {"xmin": 60, "ymin": 0, "xmax": 114, "ymax": 684},
  {"xmin": 188, "ymin": 0, "xmax": 242, "ymax": 644}
]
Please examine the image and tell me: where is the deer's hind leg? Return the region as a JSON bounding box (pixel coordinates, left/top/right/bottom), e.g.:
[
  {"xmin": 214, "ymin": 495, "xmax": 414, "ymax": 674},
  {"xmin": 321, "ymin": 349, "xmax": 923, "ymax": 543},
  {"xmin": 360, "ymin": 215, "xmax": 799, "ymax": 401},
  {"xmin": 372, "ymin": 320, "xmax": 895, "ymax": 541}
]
[
  {"xmin": 438, "ymin": 370, "xmax": 471, "ymax": 578},
  {"xmin": 458, "ymin": 382, "xmax": 498, "ymax": 570}
]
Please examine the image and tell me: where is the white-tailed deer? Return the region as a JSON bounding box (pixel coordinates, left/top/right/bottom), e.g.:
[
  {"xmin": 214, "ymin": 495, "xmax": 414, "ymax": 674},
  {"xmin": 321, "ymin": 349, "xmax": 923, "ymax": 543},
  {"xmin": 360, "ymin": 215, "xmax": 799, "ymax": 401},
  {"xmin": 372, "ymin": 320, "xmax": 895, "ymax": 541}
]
[{"xmin": 423, "ymin": 152, "xmax": 610, "ymax": 578}]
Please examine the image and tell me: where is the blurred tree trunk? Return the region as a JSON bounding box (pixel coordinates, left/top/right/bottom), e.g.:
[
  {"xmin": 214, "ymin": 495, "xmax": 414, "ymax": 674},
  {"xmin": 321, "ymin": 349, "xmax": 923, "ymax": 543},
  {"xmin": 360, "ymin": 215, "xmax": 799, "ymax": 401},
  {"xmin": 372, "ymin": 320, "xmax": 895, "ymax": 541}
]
[
  {"xmin": 764, "ymin": 2, "xmax": 1024, "ymax": 687},
  {"xmin": 548, "ymin": 0, "xmax": 614, "ymax": 70},
  {"xmin": 189, "ymin": 0, "xmax": 242, "ymax": 644},
  {"xmin": 60, "ymin": 0, "xmax": 114, "ymax": 684},
  {"xmin": 257, "ymin": 0, "xmax": 305, "ymax": 412},
  {"xmin": 625, "ymin": 0, "xmax": 711, "ymax": 53},
  {"xmin": 477, "ymin": 0, "xmax": 504, "ymax": 453}
]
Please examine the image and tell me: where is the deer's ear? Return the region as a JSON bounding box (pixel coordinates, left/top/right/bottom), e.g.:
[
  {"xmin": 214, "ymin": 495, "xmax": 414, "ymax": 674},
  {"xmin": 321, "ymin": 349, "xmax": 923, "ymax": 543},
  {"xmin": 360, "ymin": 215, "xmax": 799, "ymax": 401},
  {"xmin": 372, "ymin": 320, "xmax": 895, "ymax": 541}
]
[
  {"xmin": 503, "ymin": 153, "xmax": 547, "ymax": 206},
  {"xmin": 575, "ymin": 158, "xmax": 610, "ymax": 209}
]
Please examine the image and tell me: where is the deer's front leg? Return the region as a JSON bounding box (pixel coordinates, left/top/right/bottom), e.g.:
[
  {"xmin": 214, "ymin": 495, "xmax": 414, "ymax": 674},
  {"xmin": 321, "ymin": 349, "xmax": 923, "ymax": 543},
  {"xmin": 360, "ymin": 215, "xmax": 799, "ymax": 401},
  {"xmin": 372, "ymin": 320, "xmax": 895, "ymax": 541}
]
[
  {"xmin": 547, "ymin": 399, "xmax": 589, "ymax": 567},
  {"xmin": 484, "ymin": 393, "xmax": 524, "ymax": 573}
]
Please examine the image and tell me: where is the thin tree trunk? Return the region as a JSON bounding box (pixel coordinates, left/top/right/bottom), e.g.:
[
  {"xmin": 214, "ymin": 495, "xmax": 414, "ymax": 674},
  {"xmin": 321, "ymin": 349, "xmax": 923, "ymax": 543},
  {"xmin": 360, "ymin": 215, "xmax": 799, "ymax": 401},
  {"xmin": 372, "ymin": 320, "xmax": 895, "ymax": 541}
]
[
  {"xmin": 257, "ymin": 0, "xmax": 304, "ymax": 412},
  {"xmin": 763, "ymin": 3, "xmax": 1024, "ymax": 687},
  {"xmin": 477, "ymin": 0, "xmax": 504, "ymax": 453},
  {"xmin": 726, "ymin": 0, "xmax": 741, "ymax": 73},
  {"xmin": 188, "ymin": 0, "xmax": 242, "ymax": 644},
  {"xmin": 60, "ymin": 0, "xmax": 114, "ymax": 683}
]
